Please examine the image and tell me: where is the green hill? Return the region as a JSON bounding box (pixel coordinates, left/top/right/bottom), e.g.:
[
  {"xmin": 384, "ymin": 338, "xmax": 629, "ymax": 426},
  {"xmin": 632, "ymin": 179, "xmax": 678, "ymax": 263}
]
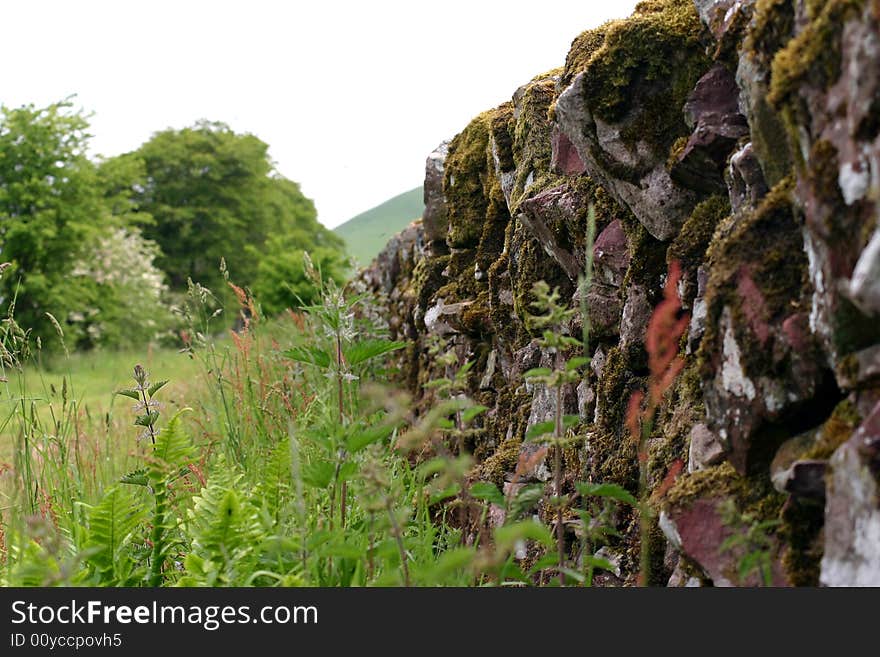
[{"xmin": 334, "ymin": 187, "xmax": 424, "ymax": 266}]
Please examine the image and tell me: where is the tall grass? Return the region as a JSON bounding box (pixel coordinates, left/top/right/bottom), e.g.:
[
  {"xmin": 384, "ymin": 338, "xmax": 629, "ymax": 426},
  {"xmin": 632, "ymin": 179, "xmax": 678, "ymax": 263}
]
[{"xmin": 0, "ymin": 240, "xmax": 683, "ymax": 587}]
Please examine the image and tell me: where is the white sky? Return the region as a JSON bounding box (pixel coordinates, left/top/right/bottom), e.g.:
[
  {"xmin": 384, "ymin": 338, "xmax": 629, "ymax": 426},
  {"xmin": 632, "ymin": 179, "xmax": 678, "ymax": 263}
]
[{"xmin": 1, "ymin": 0, "xmax": 640, "ymax": 229}]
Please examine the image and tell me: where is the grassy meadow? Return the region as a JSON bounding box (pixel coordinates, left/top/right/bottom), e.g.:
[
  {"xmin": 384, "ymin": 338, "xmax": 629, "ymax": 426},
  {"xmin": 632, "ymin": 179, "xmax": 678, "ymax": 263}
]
[{"xmin": 0, "ymin": 262, "xmax": 644, "ymax": 587}]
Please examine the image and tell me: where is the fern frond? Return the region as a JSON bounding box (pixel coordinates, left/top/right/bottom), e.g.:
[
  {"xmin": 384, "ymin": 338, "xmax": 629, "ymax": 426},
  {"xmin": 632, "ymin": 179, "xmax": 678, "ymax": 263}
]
[
  {"xmin": 149, "ymin": 408, "xmax": 194, "ymax": 483},
  {"xmin": 85, "ymin": 485, "xmax": 145, "ymax": 581},
  {"xmin": 185, "ymin": 461, "xmax": 262, "ymax": 586},
  {"xmin": 256, "ymin": 436, "xmax": 291, "ymax": 523}
]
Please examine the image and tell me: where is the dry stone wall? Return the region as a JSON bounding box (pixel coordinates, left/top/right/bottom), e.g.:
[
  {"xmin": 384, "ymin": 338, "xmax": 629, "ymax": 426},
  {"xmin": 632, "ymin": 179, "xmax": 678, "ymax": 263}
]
[{"xmin": 360, "ymin": 0, "xmax": 880, "ymax": 586}]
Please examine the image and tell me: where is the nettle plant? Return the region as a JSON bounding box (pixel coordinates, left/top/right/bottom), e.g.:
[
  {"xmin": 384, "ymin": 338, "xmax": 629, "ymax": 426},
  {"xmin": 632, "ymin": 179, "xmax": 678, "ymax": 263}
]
[
  {"xmin": 114, "ymin": 365, "xmax": 194, "ymax": 586},
  {"xmin": 521, "ymin": 283, "xmax": 636, "ymax": 586},
  {"xmin": 284, "ymin": 253, "xmax": 405, "ymax": 534}
]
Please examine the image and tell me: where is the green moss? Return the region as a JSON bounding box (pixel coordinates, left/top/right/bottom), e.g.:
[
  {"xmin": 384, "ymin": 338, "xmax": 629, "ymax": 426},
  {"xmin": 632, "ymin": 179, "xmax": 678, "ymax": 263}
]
[
  {"xmin": 560, "ymin": 23, "xmax": 613, "ymax": 89},
  {"xmin": 489, "ymin": 103, "xmax": 515, "ymax": 173},
  {"xmin": 647, "ymin": 364, "xmax": 704, "ymax": 488},
  {"xmin": 510, "ymin": 224, "xmax": 575, "ymax": 329},
  {"xmin": 802, "ymin": 398, "xmax": 860, "ymax": 460},
  {"xmin": 478, "ymin": 437, "xmax": 521, "ymax": 487},
  {"xmin": 779, "ymin": 497, "xmax": 824, "ymax": 586},
  {"xmin": 444, "ymin": 112, "xmax": 492, "ymax": 249},
  {"xmin": 666, "ymin": 135, "xmax": 690, "ymax": 170},
  {"xmin": 577, "ymin": 0, "xmax": 711, "ymax": 158},
  {"xmin": 738, "ymin": 0, "xmax": 798, "ymax": 185},
  {"xmin": 460, "ymin": 289, "xmax": 492, "ymax": 336},
  {"xmin": 510, "ymin": 76, "xmax": 559, "ymax": 213},
  {"xmin": 744, "ymin": 0, "xmax": 795, "ymax": 66},
  {"xmin": 768, "ymin": 0, "xmax": 865, "ymax": 108},
  {"xmin": 621, "ymin": 212, "xmax": 668, "ymax": 303},
  {"xmin": 590, "ymin": 346, "xmax": 642, "ymax": 490},
  {"xmin": 667, "ymin": 195, "xmax": 730, "ymax": 272},
  {"xmin": 665, "ymin": 462, "xmax": 743, "ymax": 507},
  {"xmin": 411, "ymin": 255, "xmax": 449, "ymax": 311},
  {"xmin": 700, "ymin": 177, "xmax": 808, "ymax": 380}
]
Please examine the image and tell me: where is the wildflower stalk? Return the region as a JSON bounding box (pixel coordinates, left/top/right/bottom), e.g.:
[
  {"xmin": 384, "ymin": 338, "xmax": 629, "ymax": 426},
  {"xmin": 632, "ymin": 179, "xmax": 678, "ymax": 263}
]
[
  {"xmin": 524, "ymin": 283, "xmax": 584, "ymax": 586},
  {"xmin": 386, "ymin": 496, "xmax": 410, "ymax": 587},
  {"xmin": 554, "ymin": 351, "xmax": 565, "ymax": 586},
  {"xmin": 136, "ymin": 367, "xmax": 157, "ymax": 445},
  {"xmin": 625, "ymin": 261, "xmax": 688, "ymax": 586}
]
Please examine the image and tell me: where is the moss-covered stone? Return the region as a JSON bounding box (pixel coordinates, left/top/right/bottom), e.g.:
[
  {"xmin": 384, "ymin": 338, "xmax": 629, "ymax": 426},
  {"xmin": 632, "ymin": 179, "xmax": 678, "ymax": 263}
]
[
  {"xmin": 444, "ymin": 112, "xmax": 492, "ymax": 249},
  {"xmin": 577, "ymin": 0, "xmax": 711, "ymax": 159},
  {"xmin": 667, "ymin": 195, "xmax": 730, "ymax": 272},
  {"xmin": 647, "ymin": 363, "xmax": 705, "ymax": 488},
  {"xmin": 510, "ymin": 76, "xmax": 560, "ymax": 213},
  {"xmin": 589, "ymin": 346, "xmax": 643, "ymax": 490},
  {"xmin": 802, "ymin": 398, "xmax": 861, "ymax": 460},
  {"xmin": 768, "ymin": 0, "xmax": 866, "ymax": 108},
  {"xmin": 700, "ymin": 177, "xmax": 808, "ymax": 380},
  {"xmin": 559, "ymin": 23, "xmax": 613, "ymax": 90},
  {"xmin": 744, "ymin": 0, "xmax": 796, "ymax": 68},
  {"xmin": 411, "ymin": 255, "xmax": 450, "ymax": 311},
  {"xmin": 478, "ymin": 436, "xmax": 521, "ymax": 487},
  {"xmin": 779, "ymin": 497, "xmax": 825, "ymax": 586},
  {"xmin": 620, "ymin": 213, "xmax": 668, "ymax": 305}
]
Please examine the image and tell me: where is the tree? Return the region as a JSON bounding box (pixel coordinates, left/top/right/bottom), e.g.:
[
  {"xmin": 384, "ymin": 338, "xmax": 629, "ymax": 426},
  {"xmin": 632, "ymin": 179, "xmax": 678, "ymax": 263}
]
[
  {"xmin": 121, "ymin": 121, "xmax": 344, "ymax": 302},
  {"xmin": 0, "ymin": 100, "xmax": 105, "ymax": 347},
  {"xmin": 252, "ymin": 240, "xmax": 349, "ymax": 316}
]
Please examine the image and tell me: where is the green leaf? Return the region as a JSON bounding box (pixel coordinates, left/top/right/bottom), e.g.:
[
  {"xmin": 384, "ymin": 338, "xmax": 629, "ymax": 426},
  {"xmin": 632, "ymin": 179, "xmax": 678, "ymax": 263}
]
[
  {"xmin": 135, "ymin": 411, "xmax": 160, "ymax": 427},
  {"xmin": 527, "ymin": 553, "xmax": 561, "ymax": 575},
  {"xmin": 85, "ymin": 486, "xmax": 146, "ymax": 575},
  {"xmin": 565, "ymin": 356, "xmax": 591, "ymax": 371},
  {"xmin": 147, "ymin": 380, "xmax": 169, "ymax": 397},
  {"xmin": 345, "ymin": 423, "xmax": 394, "ymax": 453},
  {"xmin": 461, "ymin": 405, "xmax": 488, "ymax": 424},
  {"xmin": 526, "ymin": 420, "xmax": 555, "ymax": 441},
  {"xmin": 343, "ymin": 339, "xmax": 405, "ymax": 367},
  {"xmin": 558, "ymin": 567, "xmax": 587, "ymax": 583},
  {"xmin": 576, "ymin": 482, "xmax": 638, "ymax": 507},
  {"xmin": 302, "ymin": 458, "xmax": 335, "ymax": 489},
  {"xmin": 524, "ymin": 367, "xmax": 552, "ymax": 380},
  {"xmin": 337, "ymin": 461, "xmax": 358, "ymax": 482},
  {"xmin": 150, "ymin": 409, "xmax": 194, "ymax": 480},
  {"xmin": 469, "ymin": 482, "xmax": 505, "ymax": 508},
  {"xmin": 417, "ymin": 457, "xmax": 454, "ymax": 480},
  {"xmin": 115, "ymin": 388, "xmax": 141, "ymax": 401},
  {"xmin": 423, "ymin": 378, "xmax": 452, "ymax": 389},
  {"xmin": 428, "ymin": 484, "xmax": 460, "ymax": 505},
  {"xmin": 583, "ymin": 555, "xmax": 616, "ymax": 573},
  {"xmin": 283, "ymin": 346, "xmax": 331, "ymax": 369},
  {"xmin": 494, "ymin": 520, "xmax": 554, "ymax": 553},
  {"xmin": 415, "ymin": 547, "xmax": 476, "ymax": 585},
  {"xmin": 119, "ymin": 468, "xmax": 149, "ymax": 487},
  {"xmin": 510, "ymin": 484, "xmax": 544, "ymax": 518}
]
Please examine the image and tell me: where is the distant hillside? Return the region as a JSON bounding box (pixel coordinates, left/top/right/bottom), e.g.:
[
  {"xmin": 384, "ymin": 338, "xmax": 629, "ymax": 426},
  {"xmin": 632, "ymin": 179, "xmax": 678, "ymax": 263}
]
[{"xmin": 334, "ymin": 187, "xmax": 424, "ymax": 266}]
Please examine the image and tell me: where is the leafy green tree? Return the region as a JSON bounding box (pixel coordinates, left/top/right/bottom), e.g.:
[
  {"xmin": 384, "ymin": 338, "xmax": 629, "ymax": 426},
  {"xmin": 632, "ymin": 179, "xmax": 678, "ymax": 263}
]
[
  {"xmin": 121, "ymin": 121, "xmax": 344, "ymax": 299},
  {"xmin": 0, "ymin": 100, "xmax": 105, "ymax": 346},
  {"xmin": 252, "ymin": 241, "xmax": 348, "ymax": 315}
]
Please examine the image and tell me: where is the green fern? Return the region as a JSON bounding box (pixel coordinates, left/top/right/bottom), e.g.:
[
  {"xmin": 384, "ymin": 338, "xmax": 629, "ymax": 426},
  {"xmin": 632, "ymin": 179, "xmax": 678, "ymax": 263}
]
[
  {"xmin": 255, "ymin": 436, "xmax": 291, "ymax": 524},
  {"xmin": 84, "ymin": 485, "xmax": 146, "ymax": 584},
  {"xmin": 183, "ymin": 462, "xmax": 262, "ymax": 586},
  {"xmin": 149, "ymin": 409, "xmax": 195, "ymax": 483},
  {"xmin": 144, "ymin": 408, "xmax": 194, "ymax": 586}
]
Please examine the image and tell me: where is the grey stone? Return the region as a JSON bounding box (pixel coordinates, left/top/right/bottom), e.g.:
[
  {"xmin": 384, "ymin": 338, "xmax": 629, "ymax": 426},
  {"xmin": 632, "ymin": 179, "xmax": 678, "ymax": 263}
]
[
  {"xmin": 423, "ymin": 141, "xmax": 449, "ymax": 245},
  {"xmin": 821, "ymin": 401, "xmax": 880, "ymax": 586},
  {"xmin": 687, "ymin": 423, "xmax": 726, "ymax": 473}
]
